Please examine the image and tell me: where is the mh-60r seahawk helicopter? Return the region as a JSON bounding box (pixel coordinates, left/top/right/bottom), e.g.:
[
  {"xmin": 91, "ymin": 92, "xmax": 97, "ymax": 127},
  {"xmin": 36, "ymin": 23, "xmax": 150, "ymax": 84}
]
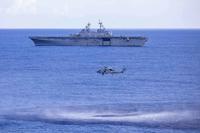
[{"xmin": 97, "ymin": 67, "xmax": 126, "ymax": 75}]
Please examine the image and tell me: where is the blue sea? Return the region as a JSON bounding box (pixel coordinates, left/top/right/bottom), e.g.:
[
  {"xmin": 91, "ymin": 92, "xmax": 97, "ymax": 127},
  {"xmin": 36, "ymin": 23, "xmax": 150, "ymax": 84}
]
[{"xmin": 0, "ymin": 29, "xmax": 200, "ymax": 133}]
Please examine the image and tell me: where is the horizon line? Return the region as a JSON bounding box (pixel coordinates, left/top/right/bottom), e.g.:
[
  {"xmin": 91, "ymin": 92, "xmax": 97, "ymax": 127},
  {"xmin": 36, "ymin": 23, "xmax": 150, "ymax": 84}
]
[{"xmin": 1, "ymin": 27, "xmax": 200, "ymax": 30}]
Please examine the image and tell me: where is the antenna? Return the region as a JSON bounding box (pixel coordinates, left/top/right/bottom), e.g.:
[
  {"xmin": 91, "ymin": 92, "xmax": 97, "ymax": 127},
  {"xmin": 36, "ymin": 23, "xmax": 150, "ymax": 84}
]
[
  {"xmin": 85, "ymin": 22, "xmax": 91, "ymax": 31},
  {"xmin": 98, "ymin": 20, "xmax": 104, "ymax": 30},
  {"xmin": 87, "ymin": 22, "xmax": 91, "ymax": 28}
]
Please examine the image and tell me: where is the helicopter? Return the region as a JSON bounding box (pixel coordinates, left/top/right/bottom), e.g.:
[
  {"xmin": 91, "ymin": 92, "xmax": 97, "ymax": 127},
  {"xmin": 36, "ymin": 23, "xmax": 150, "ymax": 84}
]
[{"xmin": 97, "ymin": 67, "xmax": 126, "ymax": 75}]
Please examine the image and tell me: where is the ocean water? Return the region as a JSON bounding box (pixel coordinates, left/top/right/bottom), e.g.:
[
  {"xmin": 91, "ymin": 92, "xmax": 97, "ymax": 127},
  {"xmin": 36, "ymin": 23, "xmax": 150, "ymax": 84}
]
[{"xmin": 0, "ymin": 29, "xmax": 200, "ymax": 133}]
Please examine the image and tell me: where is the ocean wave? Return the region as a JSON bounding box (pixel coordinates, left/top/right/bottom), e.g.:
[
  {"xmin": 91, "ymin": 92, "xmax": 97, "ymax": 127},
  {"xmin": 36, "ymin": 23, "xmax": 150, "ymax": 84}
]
[{"xmin": 1, "ymin": 105, "xmax": 200, "ymax": 129}]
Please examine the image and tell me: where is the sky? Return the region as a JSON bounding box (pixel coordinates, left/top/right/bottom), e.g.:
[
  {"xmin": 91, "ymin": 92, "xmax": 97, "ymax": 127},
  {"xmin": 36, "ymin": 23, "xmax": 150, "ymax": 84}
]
[{"xmin": 0, "ymin": 0, "xmax": 200, "ymax": 29}]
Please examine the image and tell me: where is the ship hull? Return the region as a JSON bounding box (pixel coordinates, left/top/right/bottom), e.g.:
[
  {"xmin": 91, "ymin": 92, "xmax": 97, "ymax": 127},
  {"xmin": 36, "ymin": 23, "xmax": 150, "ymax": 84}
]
[{"xmin": 30, "ymin": 36, "xmax": 147, "ymax": 47}]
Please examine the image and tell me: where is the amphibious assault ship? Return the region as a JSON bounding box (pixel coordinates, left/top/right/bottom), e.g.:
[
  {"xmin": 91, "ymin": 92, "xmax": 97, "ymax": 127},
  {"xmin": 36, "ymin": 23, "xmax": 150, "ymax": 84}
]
[{"xmin": 30, "ymin": 21, "xmax": 147, "ymax": 47}]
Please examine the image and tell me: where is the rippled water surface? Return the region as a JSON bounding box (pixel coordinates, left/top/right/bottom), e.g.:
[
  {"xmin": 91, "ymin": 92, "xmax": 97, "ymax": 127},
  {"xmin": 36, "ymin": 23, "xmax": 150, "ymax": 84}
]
[{"xmin": 0, "ymin": 29, "xmax": 200, "ymax": 133}]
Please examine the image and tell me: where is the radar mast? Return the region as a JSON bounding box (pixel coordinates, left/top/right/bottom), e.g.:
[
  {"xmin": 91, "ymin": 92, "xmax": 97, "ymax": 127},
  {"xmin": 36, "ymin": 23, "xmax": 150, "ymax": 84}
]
[
  {"xmin": 98, "ymin": 20, "xmax": 105, "ymax": 31},
  {"xmin": 85, "ymin": 22, "xmax": 91, "ymax": 31}
]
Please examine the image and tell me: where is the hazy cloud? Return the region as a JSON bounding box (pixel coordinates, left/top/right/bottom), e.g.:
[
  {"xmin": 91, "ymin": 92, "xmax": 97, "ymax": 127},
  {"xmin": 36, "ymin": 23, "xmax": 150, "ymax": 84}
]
[
  {"xmin": 3, "ymin": 0, "xmax": 69, "ymax": 16},
  {"xmin": 0, "ymin": 0, "xmax": 200, "ymax": 28},
  {"xmin": 5, "ymin": 0, "xmax": 37, "ymax": 15}
]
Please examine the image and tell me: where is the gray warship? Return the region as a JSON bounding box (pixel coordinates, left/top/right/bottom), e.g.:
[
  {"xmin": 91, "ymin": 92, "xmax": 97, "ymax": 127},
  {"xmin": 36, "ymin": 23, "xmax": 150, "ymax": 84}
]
[{"xmin": 30, "ymin": 21, "xmax": 147, "ymax": 47}]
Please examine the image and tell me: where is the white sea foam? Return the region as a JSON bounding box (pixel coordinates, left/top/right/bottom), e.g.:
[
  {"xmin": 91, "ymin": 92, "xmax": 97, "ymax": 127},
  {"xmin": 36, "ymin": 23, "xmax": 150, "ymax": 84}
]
[
  {"xmin": 1, "ymin": 107, "xmax": 200, "ymax": 129},
  {"xmin": 42, "ymin": 109, "xmax": 199, "ymax": 123}
]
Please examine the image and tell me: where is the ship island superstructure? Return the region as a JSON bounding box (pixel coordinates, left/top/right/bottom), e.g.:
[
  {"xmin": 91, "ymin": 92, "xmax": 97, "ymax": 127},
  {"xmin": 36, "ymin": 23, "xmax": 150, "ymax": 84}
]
[{"xmin": 30, "ymin": 21, "xmax": 147, "ymax": 47}]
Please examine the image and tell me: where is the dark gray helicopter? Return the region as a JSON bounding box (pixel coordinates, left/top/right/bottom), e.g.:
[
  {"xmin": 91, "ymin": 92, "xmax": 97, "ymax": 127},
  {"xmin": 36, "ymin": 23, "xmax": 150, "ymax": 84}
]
[{"xmin": 97, "ymin": 67, "xmax": 126, "ymax": 75}]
